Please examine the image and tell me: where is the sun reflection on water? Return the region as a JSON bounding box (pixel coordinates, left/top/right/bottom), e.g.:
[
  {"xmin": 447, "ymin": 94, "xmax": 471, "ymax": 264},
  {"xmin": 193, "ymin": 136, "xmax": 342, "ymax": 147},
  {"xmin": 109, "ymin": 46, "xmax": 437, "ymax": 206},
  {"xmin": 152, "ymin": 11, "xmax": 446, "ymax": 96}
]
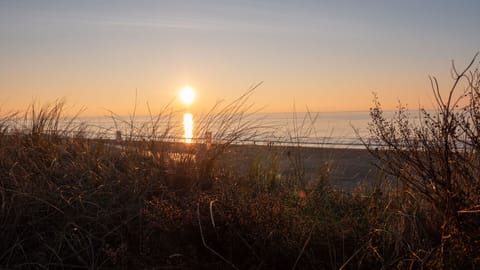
[{"xmin": 183, "ymin": 113, "xmax": 193, "ymax": 143}]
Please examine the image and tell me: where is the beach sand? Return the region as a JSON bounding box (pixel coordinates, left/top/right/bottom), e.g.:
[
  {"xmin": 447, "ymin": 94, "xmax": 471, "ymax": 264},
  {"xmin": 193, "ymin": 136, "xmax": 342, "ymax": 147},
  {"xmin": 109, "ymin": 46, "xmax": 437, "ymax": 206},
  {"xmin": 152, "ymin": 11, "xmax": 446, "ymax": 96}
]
[
  {"xmin": 109, "ymin": 139, "xmax": 381, "ymax": 190},
  {"xmin": 217, "ymin": 144, "xmax": 380, "ymax": 190}
]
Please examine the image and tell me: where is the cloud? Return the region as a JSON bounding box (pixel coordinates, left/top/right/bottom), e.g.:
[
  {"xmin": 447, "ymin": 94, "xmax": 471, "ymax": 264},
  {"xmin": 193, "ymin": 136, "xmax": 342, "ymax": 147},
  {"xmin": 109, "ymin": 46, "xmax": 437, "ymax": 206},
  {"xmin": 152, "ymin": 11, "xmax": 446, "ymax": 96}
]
[
  {"xmin": 97, "ymin": 17, "xmax": 223, "ymax": 31},
  {"xmin": 80, "ymin": 15, "xmax": 313, "ymax": 35}
]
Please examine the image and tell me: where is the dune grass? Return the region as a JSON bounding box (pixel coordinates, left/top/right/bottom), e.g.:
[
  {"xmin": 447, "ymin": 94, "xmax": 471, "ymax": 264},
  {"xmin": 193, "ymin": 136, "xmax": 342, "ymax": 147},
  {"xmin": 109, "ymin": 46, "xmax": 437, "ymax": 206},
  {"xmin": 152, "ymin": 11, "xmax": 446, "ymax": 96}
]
[
  {"xmin": 1, "ymin": 57, "xmax": 480, "ymax": 268},
  {"xmin": 0, "ymin": 104, "xmax": 473, "ymax": 270}
]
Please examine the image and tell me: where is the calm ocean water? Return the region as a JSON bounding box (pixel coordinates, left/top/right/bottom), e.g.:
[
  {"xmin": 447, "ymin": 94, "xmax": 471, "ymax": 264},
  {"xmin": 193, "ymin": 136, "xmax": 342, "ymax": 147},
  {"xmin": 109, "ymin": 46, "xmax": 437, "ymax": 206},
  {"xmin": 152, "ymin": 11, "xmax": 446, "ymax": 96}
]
[{"xmin": 70, "ymin": 111, "xmax": 380, "ymax": 148}]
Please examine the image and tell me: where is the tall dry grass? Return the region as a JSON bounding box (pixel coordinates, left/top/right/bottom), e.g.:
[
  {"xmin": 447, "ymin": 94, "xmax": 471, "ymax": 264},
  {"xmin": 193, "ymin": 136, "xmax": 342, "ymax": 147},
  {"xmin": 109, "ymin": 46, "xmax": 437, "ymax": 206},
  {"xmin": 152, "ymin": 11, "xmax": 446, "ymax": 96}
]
[{"xmin": 0, "ymin": 68, "xmax": 479, "ymax": 269}]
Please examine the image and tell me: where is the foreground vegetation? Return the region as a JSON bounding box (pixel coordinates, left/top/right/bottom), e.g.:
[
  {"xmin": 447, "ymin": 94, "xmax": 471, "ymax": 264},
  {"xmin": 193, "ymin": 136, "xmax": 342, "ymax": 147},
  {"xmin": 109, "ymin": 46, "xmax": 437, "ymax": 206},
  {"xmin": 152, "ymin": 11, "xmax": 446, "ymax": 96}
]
[{"xmin": 1, "ymin": 56, "xmax": 480, "ymax": 269}]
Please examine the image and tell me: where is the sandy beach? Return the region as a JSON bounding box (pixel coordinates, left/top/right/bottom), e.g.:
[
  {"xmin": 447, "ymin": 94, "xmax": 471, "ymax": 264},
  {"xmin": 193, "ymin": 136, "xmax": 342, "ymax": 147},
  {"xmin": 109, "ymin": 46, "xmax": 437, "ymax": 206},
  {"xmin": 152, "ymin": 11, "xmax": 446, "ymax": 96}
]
[
  {"xmin": 216, "ymin": 144, "xmax": 380, "ymax": 190},
  {"xmin": 106, "ymin": 137, "xmax": 380, "ymax": 190}
]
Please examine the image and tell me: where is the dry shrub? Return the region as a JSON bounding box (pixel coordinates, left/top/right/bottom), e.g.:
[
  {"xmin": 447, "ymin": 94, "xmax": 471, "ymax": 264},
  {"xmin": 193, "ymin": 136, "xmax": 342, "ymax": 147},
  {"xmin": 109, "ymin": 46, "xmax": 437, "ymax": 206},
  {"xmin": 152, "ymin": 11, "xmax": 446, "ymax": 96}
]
[{"xmin": 365, "ymin": 53, "xmax": 480, "ymax": 268}]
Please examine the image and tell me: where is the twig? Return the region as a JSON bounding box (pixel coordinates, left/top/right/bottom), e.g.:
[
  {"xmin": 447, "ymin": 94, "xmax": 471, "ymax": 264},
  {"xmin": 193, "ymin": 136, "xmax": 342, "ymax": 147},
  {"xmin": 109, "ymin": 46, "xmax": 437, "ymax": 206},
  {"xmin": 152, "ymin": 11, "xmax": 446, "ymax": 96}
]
[
  {"xmin": 291, "ymin": 226, "xmax": 313, "ymax": 270},
  {"xmin": 339, "ymin": 242, "xmax": 367, "ymax": 270},
  {"xmin": 197, "ymin": 202, "xmax": 239, "ymax": 270},
  {"xmin": 209, "ymin": 200, "xmax": 217, "ymax": 229},
  {"xmin": 458, "ymin": 209, "xmax": 480, "ymax": 214}
]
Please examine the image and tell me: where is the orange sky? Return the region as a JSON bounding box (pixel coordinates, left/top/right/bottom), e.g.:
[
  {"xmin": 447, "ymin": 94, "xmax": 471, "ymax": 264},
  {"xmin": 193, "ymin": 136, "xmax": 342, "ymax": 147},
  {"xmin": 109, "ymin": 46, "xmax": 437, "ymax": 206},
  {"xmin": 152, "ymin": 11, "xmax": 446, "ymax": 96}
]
[{"xmin": 1, "ymin": 1, "xmax": 479, "ymax": 116}]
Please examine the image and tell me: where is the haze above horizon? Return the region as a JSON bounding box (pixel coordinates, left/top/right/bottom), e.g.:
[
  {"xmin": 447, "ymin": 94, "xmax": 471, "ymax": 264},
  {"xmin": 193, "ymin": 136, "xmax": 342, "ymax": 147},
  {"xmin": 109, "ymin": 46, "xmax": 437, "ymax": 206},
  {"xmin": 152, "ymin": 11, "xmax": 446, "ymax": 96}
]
[{"xmin": 1, "ymin": 0, "xmax": 480, "ymax": 116}]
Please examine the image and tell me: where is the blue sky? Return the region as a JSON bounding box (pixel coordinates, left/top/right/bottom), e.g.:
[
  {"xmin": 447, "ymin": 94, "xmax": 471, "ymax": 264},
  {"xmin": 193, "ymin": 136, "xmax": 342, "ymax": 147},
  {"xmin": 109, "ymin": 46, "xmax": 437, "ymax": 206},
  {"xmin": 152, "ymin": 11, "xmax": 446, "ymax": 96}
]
[{"xmin": 1, "ymin": 0, "xmax": 479, "ymax": 115}]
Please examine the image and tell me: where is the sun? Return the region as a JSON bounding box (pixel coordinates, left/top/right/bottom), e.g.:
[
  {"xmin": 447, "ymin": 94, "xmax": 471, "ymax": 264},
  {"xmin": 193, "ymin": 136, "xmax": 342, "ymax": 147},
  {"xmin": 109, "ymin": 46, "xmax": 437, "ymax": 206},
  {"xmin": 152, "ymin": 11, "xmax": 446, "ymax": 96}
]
[{"xmin": 180, "ymin": 86, "xmax": 195, "ymax": 105}]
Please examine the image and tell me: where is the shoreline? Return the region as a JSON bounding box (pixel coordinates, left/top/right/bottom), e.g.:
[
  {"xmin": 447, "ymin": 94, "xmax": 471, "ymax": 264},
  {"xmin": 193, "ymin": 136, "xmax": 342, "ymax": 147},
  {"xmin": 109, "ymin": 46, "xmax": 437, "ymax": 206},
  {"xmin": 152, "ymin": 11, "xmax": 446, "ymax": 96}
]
[{"xmin": 101, "ymin": 138, "xmax": 380, "ymax": 190}]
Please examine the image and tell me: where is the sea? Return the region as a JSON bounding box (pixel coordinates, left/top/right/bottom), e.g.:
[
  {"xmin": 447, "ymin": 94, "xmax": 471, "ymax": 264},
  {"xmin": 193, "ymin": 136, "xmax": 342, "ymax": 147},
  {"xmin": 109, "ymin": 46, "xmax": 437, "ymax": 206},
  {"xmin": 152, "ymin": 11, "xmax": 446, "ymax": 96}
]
[{"xmin": 64, "ymin": 111, "xmax": 384, "ymax": 148}]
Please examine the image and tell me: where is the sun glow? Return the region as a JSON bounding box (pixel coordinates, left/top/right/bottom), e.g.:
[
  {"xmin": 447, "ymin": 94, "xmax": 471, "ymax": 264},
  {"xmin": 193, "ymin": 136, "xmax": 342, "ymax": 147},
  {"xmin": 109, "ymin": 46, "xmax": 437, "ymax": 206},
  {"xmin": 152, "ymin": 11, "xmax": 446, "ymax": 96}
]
[
  {"xmin": 180, "ymin": 86, "xmax": 195, "ymax": 143},
  {"xmin": 180, "ymin": 86, "xmax": 195, "ymax": 106},
  {"xmin": 183, "ymin": 113, "xmax": 193, "ymax": 143}
]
